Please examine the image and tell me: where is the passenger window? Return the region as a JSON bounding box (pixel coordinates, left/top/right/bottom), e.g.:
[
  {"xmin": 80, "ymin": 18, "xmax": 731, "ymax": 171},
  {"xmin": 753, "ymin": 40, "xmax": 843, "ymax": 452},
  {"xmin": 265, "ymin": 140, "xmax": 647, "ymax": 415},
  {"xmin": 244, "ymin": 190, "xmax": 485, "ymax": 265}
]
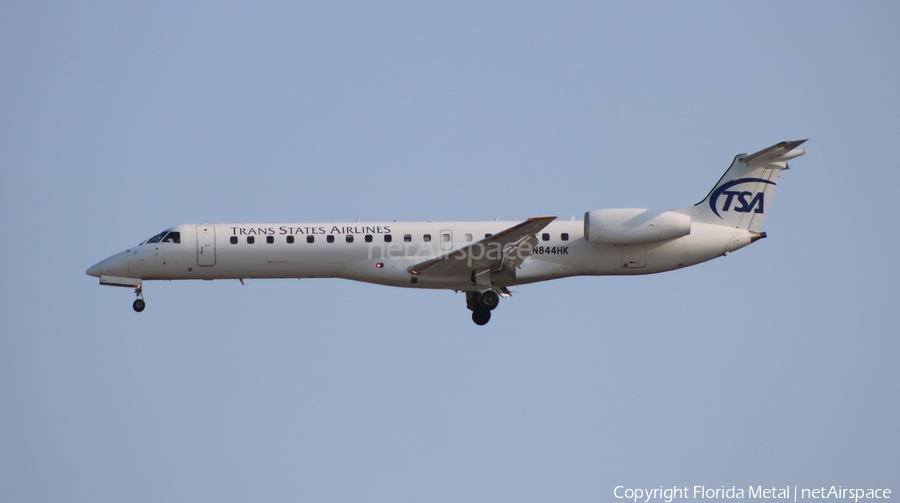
[
  {"xmin": 404, "ymin": 234, "xmax": 412, "ymax": 242},
  {"xmin": 266, "ymin": 236, "xmax": 274, "ymax": 244},
  {"xmin": 485, "ymin": 233, "xmax": 492, "ymax": 238},
  {"xmin": 307, "ymin": 236, "xmax": 315, "ymax": 243},
  {"xmin": 327, "ymin": 235, "xmax": 335, "ymax": 243},
  {"xmin": 247, "ymin": 236, "xmax": 255, "ymax": 244},
  {"xmin": 384, "ymin": 234, "xmax": 392, "ymax": 243},
  {"xmin": 287, "ymin": 236, "xmax": 295, "ymax": 244},
  {"xmin": 423, "ymin": 234, "xmax": 431, "ymax": 242},
  {"xmin": 561, "ymin": 233, "xmax": 569, "ymax": 241},
  {"xmin": 230, "ymin": 236, "xmax": 238, "ymax": 244},
  {"xmin": 346, "ymin": 235, "xmax": 354, "ymax": 243},
  {"xmin": 542, "ymin": 233, "xmax": 550, "ymax": 242},
  {"xmin": 442, "ymin": 234, "xmax": 450, "ymax": 242},
  {"xmin": 365, "ymin": 235, "xmax": 373, "ymax": 243},
  {"xmin": 465, "ymin": 233, "xmax": 473, "ymax": 242}
]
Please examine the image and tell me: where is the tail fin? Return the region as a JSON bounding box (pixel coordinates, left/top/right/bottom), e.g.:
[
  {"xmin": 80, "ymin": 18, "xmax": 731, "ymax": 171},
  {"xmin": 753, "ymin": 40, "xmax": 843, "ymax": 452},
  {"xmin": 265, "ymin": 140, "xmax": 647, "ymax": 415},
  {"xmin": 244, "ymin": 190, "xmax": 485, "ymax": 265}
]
[{"xmin": 684, "ymin": 140, "xmax": 807, "ymax": 231}]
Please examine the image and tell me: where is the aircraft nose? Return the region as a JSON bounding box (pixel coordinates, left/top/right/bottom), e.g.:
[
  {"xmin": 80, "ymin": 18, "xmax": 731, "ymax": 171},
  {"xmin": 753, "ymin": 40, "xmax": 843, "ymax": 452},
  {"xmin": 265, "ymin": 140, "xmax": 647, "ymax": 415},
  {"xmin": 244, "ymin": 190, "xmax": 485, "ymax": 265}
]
[
  {"xmin": 86, "ymin": 260, "xmax": 105, "ymax": 277},
  {"xmin": 87, "ymin": 251, "xmax": 130, "ymax": 278}
]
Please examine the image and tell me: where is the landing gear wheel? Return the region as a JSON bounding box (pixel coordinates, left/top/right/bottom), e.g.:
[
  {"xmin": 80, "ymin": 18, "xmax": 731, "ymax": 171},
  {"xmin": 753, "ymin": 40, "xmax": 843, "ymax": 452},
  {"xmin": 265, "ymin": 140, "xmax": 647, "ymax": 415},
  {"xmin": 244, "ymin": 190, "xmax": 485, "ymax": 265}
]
[
  {"xmin": 472, "ymin": 308, "xmax": 491, "ymax": 326},
  {"xmin": 480, "ymin": 290, "xmax": 500, "ymax": 311},
  {"xmin": 132, "ymin": 285, "xmax": 145, "ymax": 312}
]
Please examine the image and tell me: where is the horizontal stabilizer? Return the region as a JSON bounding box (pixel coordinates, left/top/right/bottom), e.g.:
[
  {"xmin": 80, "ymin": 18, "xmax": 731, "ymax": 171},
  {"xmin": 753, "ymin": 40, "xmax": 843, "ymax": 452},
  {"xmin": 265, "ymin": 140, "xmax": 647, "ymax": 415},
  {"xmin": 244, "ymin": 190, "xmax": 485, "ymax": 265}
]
[{"xmin": 742, "ymin": 139, "xmax": 807, "ymax": 166}]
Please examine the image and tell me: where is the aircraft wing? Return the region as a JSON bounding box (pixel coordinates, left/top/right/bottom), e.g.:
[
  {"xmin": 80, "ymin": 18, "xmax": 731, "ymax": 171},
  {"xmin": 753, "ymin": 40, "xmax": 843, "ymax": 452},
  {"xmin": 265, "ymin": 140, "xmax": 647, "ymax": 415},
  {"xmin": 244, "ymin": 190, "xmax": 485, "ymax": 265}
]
[{"xmin": 408, "ymin": 216, "xmax": 556, "ymax": 277}]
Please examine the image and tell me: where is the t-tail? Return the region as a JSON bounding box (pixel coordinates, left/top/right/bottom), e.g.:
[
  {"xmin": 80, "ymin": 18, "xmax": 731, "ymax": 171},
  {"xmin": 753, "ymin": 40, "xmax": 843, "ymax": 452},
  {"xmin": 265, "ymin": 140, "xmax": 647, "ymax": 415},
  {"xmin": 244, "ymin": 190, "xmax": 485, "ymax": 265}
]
[{"xmin": 682, "ymin": 139, "xmax": 807, "ymax": 232}]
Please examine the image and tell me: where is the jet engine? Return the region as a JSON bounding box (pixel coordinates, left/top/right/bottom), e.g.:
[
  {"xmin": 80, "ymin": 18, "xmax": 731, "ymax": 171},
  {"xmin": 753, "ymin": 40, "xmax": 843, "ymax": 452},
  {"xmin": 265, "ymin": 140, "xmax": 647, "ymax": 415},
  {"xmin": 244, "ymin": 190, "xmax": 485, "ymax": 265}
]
[{"xmin": 583, "ymin": 208, "xmax": 691, "ymax": 245}]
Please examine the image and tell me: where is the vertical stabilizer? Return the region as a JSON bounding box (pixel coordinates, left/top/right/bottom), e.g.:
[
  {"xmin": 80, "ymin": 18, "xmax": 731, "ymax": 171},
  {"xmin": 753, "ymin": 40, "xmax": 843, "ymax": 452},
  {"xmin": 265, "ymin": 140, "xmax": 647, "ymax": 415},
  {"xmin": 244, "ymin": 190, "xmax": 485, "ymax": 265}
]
[{"xmin": 682, "ymin": 140, "xmax": 806, "ymax": 231}]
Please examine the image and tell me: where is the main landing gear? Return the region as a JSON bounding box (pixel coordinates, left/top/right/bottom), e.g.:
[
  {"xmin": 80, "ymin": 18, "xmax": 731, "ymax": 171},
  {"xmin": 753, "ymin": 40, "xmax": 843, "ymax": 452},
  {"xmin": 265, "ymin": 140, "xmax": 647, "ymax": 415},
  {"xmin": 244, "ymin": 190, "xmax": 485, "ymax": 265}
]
[
  {"xmin": 467, "ymin": 290, "xmax": 500, "ymax": 326},
  {"xmin": 132, "ymin": 285, "xmax": 145, "ymax": 312}
]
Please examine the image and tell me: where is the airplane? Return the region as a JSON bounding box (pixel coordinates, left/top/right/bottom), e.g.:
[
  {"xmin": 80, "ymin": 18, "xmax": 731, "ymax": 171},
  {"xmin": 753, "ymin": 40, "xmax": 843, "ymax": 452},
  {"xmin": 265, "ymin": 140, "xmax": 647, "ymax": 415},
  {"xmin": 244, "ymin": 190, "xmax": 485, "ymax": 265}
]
[{"xmin": 87, "ymin": 140, "xmax": 806, "ymax": 325}]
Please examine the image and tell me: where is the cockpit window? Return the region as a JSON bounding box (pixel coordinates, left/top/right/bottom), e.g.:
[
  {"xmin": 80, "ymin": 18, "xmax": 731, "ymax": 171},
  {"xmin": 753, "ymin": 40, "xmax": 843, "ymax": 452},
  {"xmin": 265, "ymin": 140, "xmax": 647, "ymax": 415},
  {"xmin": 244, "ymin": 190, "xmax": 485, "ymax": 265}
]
[
  {"xmin": 146, "ymin": 232, "xmax": 167, "ymax": 244},
  {"xmin": 145, "ymin": 231, "xmax": 180, "ymax": 244}
]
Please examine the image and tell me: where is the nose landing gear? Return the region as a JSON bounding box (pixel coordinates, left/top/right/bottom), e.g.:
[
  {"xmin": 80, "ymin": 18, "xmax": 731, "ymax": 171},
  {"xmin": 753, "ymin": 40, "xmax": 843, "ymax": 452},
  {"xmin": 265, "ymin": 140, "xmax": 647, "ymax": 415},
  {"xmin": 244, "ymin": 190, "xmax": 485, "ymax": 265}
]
[
  {"xmin": 466, "ymin": 290, "xmax": 500, "ymax": 325},
  {"xmin": 132, "ymin": 286, "xmax": 145, "ymax": 312}
]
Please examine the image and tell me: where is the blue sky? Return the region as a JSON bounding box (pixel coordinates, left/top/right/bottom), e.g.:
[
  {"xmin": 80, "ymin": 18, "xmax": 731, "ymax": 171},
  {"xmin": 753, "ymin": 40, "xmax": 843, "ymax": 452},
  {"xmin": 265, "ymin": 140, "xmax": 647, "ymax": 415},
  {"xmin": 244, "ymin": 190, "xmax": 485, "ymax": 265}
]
[{"xmin": 1, "ymin": 2, "xmax": 898, "ymax": 501}]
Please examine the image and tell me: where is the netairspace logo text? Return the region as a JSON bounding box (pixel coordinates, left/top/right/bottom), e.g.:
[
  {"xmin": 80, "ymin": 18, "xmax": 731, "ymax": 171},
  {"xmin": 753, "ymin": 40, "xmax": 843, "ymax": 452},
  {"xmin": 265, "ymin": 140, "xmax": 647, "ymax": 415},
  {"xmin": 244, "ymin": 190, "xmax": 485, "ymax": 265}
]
[{"xmin": 614, "ymin": 486, "xmax": 891, "ymax": 503}]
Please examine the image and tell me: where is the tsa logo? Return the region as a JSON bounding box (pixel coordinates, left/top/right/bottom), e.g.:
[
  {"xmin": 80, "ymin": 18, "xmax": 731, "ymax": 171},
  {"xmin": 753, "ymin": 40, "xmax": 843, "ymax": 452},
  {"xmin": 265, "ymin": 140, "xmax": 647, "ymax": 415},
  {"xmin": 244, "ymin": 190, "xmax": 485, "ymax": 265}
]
[{"xmin": 709, "ymin": 178, "xmax": 774, "ymax": 218}]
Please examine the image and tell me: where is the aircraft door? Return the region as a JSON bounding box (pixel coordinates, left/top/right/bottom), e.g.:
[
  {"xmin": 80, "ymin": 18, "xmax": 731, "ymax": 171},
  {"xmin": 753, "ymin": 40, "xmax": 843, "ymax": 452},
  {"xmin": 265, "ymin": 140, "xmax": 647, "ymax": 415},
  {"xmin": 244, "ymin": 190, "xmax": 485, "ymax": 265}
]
[
  {"xmin": 440, "ymin": 229, "xmax": 452, "ymax": 251},
  {"xmin": 197, "ymin": 225, "xmax": 216, "ymax": 266}
]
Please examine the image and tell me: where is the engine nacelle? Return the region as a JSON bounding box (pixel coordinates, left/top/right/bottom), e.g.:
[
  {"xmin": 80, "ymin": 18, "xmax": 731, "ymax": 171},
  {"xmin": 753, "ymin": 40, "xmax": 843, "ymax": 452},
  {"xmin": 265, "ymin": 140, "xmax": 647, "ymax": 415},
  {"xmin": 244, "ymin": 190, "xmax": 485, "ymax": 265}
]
[{"xmin": 584, "ymin": 208, "xmax": 691, "ymax": 245}]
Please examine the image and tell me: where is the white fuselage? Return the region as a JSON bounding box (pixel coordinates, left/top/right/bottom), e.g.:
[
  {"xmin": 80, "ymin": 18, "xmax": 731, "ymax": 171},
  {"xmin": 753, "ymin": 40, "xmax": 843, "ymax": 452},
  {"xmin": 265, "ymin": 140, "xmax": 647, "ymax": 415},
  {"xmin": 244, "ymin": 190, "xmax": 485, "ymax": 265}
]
[
  {"xmin": 86, "ymin": 140, "xmax": 803, "ymax": 324},
  {"xmin": 86, "ymin": 219, "xmax": 754, "ymax": 291}
]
